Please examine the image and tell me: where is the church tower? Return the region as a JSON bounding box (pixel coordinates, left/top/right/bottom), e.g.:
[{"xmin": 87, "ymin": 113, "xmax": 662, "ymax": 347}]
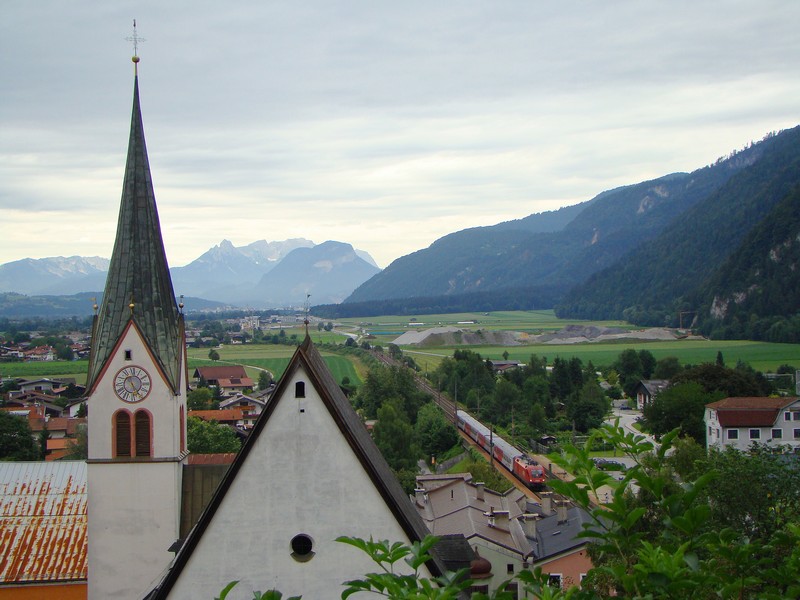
[{"xmin": 86, "ymin": 48, "xmax": 188, "ymax": 599}]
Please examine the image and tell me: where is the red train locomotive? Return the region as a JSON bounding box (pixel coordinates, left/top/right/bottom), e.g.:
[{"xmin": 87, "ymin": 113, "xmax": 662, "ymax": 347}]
[{"xmin": 456, "ymin": 410, "xmax": 546, "ymax": 490}]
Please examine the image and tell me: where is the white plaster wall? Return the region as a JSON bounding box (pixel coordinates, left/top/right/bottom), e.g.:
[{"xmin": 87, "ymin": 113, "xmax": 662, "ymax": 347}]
[
  {"xmin": 88, "ymin": 461, "xmax": 183, "ymax": 599},
  {"xmin": 168, "ymin": 363, "xmax": 421, "ymax": 599}
]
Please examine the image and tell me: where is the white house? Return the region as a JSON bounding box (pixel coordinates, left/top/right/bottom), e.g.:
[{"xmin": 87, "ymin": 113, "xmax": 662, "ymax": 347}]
[{"xmin": 704, "ymin": 397, "xmax": 800, "ymax": 451}]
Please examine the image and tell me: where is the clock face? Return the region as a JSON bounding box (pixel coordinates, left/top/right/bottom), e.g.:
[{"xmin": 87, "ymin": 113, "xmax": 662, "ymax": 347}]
[{"xmin": 114, "ymin": 366, "xmax": 152, "ymax": 403}]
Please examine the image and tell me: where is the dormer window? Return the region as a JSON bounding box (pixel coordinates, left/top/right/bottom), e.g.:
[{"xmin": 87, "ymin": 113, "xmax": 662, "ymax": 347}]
[
  {"xmin": 295, "ymin": 381, "xmax": 306, "ymax": 398},
  {"xmin": 124, "ymin": 349, "xmax": 132, "ymax": 361}
]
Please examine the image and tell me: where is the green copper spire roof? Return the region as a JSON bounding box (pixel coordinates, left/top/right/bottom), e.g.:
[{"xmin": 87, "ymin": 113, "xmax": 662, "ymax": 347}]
[{"xmin": 86, "ymin": 72, "xmax": 183, "ymax": 394}]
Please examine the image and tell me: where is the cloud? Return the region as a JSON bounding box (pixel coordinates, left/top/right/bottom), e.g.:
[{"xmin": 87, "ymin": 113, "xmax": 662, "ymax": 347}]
[{"xmin": 1, "ymin": 1, "xmax": 799, "ymax": 269}]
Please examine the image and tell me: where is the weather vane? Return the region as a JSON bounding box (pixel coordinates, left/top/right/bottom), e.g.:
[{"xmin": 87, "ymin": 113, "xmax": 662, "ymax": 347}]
[
  {"xmin": 304, "ymin": 294, "xmax": 311, "ymax": 334},
  {"xmin": 125, "ymin": 19, "xmax": 146, "ymax": 69}
]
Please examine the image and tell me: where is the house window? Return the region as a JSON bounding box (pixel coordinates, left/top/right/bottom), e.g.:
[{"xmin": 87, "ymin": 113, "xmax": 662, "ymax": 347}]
[
  {"xmin": 749, "ymin": 429, "xmax": 761, "ymax": 440},
  {"xmin": 786, "ymin": 412, "xmax": 792, "ymax": 421},
  {"xmin": 295, "ymin": 381, "xmax": 306, "ymax": 398},
  {"xmin": 548, "ymin": 574, "xmax": 562, "ymax": 588},
  {"xmin": 794, "ymin": 412, "xmax": 800, "ymax": 421},
  {"xmin": 708, "ymin": 426, "xmax": 712, "ymax": 436},
  {"xmin": 772, "ymin": 429, "xmax": 783, "ymax": 439},
  {"xmin": 135, "ymin": 411, "xmax": 152, "ymax": 457},
  {"xmin": 124, "ymin": 349, "xmax": 132, "ymax": 361},
  {"xmin": 469, "ymin": 586, "xmax": 489, "ymax": 595},
  {"xmin": 727, "ymin": 429, "xmax": 739, "ymax": 440},
  {"xmin": 794, "ymin": 429, "xmax": 800, "ymax": 439},
  {"xmin": 507, "ymin": 563, "xmax": 514, "ymax": 574},
  {"xmin": 114, "ymin": 411, "xmax": 131, "ymax": 457}
]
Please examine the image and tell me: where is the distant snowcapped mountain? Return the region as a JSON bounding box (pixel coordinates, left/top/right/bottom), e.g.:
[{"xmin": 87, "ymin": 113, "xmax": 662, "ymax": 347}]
[
  {"xmin": 0, "ymin": 240, "xmax": 379, "ymax": 310},
  {"xmin": 169, "ymin": 238, "xmax": 315, "ymax": 299},
  {"xmin": 0, "ymin": 256, "xmax": 109, "ymax": 295}
]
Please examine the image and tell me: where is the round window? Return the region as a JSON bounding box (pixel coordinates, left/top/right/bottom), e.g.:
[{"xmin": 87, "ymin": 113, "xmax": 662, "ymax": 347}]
[{"xmin": 291, "ymin": 534, "xmax": 314, "ymax": 562}]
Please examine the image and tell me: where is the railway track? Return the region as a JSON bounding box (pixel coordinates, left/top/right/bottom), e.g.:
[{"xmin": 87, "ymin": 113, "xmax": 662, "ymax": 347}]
[{"xmin": 371, "ymin": 351, "xmax": 456, "ymax": 421}]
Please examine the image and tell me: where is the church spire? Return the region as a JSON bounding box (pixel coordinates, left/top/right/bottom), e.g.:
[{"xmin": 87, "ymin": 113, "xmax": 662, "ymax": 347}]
[{"xmin": 86, "ymin": 60, "xmax": 183, "ymax": 394}]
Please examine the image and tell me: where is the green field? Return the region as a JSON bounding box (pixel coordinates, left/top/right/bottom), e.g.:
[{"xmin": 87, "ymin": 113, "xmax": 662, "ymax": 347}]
[
  {"xmin": 369, "ymin": 310, "xmax": 800, "ymax": 373},
  {"xmin": 403, "ymin": 337, "xmax": 800, "ymax": 373},
  {"xmin": 4, "ymin": 311, "xmax": 799, "ymax": 384},
  {"xmin": 1, "ymin": 344, "xmax": 362, "ymax": 387}
]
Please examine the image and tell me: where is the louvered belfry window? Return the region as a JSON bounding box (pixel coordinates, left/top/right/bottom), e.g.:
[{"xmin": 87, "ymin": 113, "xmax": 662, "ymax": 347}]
[
  {"xmin": 115, "ymin": 411, "xmax": 131, "ymax": 457},
  {"xmin": 135, "ymin": 411, "xmax": 151, "ymax": 457}
]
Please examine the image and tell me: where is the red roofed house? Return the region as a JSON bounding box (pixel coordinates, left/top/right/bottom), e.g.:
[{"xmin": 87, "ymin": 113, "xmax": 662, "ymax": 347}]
[
  {"xmin": 193, "ymin": 366, "xmax": 255, "ymax": 393},
  {"xmin": 704, "ymin": 397, "xmax": 800, "ymax": 451}
]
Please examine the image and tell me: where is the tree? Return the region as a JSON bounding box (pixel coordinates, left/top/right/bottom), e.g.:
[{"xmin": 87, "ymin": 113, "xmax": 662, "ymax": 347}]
[
  {"xmin": 638, "ymin": 349, "xmax": 656, "ymax": 379},
  {"xmin": 187, "ymin": 416, "xmax": 241, "ymax": 454},
  {"xmin": 208, "ymin": 349, "xmax": 220, "ymax": 361},
  {"xmin": 548, "ymin": 425, "xmax": 800, "ymax": 599},
  {"xmin": 354, "ymin": 367, "xmax": 427, "ymax": 422},
  {"xmin": 414, "ymin": 403, "xmax": 459, "ymax": 461},
  {"xmin": 567, "ymin": 381, "xmax": 609, "ymax": 433},
  {"xmin": 372, "ymin": 400, "xmax": 419, "ymax": 473},
  {"xmin": 187, "ymin": 387, "xmax": 216, "ymax": 410},
  {"xmin": 673, "ymin": 362, "xmax": 770, "ymax": 397},
  {"xmin": 703, "ymin": 444, "xmax": 800, "ymax": 542},
  {"xmin": 0, "ymin": 412, "xmax": 40, "ymax": 460},
  {"xmin": 64, "ymin": 422, "xmax": 88, "ymax": 460},
  {"xmin": 653, "ymin": 356, "xmax": 682, "ymax": 379},
  {"xmin": 615, "ymin": 349, "xmax": 643, "ymax": 397},
  {"xmin": 258, "ymin": 370, "xmax": 272, "ymax": 391},
  {"xmin": 643, "ymin": 381, "xmax": 722, "ymax": 441}
]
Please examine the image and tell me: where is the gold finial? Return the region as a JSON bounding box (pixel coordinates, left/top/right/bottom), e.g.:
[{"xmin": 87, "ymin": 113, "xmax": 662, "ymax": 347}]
[
  {"xmin": 129, "ymin": 296, "xmax": 135, "ymax": 314},
  {"xmin": 125, "ymin": 19, "xmax": 146, "ymax": 72},
  {"xmin": 179, "ymin": 294, "xmax": 185, "ymax": 313},
  {"xmin": 92, "ymin": 297, "xmax": 98, "ymax": 314}
]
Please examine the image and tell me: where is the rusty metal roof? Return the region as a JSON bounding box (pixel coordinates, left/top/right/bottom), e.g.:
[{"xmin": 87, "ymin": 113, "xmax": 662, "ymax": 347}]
[{"xmin": 0, "ymin": 461, "xmax": 87, "ymax": 583}]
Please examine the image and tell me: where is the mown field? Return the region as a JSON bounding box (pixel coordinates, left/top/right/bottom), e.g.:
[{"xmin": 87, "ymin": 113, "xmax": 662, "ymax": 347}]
[
  {"xmin": 1, "ymin": 344, "xmax": 363, "ymax": 387},
  {"xmin": 4, "ymin": 311, "xmax": 798, "ymax": 384},
  {"xmin": 402, "ymin": 338, "xmax": 800, "ymax": 374}
]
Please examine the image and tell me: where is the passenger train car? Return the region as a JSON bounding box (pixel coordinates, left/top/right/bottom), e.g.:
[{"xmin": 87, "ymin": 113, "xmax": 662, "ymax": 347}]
[{"xmin": 456, "ymin": 410, "xmax": 547, "ymax": 490}]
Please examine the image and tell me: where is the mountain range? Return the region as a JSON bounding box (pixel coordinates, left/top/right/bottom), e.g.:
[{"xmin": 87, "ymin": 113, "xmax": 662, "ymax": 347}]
[
  {"xmin": 4, "ymin": 125, "xmax": 799, "ymax": 341},
  {"xmin": 327, "ymin": 126, "xmax": 800, "ymax": 343},
  {"xmin": 0, "ymin": 239, "xmax": 380, "ymax": 312}
]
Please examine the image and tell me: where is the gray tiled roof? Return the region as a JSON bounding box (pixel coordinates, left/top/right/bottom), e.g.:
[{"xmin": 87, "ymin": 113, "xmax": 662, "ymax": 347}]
[{"xmin": 86, "ymin": 75, "xmax": 183, "ymax": 393}]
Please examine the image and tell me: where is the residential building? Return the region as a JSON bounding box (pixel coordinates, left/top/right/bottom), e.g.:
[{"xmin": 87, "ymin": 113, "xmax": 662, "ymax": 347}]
[
  {"xmin": 634, "ymin": 379, "xmax": 670, "ymax": 410},
  {"xmin": 192, "ymin": 365, "xmax": 255, "ymax": 393},
  {"xmin": 413, "ymin": 473, "xmax": 593, "ymax": 596},
  {"xmin": 704, "ymin": 397, "xmax": 800, "ymax": 451}
]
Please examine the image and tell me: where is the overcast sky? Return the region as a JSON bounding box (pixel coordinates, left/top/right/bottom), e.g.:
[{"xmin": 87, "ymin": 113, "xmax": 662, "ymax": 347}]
[{"xmin": 1, "ymin": 1, "xmax": 798, "ymax": 269}]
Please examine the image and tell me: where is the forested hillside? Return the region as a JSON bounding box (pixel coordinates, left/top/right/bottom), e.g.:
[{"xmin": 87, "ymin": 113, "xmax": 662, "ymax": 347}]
[
  {"xmin": 556, "ymin": 126, "xmax": 800, "ymax": 342},
  {"xmin": 344, "ymin": 128, "xmax": 793, "ymax": 320},
  {"xmin": 692, "ymin": 185, "xmax": 800, "ymax": 341}
]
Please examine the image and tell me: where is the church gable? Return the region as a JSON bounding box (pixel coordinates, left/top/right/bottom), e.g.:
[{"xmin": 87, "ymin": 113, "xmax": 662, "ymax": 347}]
[{"xmin": 152, "ymin": 336, "xmax": 441, "ymax": 599}]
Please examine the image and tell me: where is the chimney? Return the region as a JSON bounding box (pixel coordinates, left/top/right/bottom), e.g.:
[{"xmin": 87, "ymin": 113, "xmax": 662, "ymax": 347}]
[
  {"xmin": 520, "ymin": 513, "xmax": 539, "ymax": 538},
  {"xmin": 492, "ymin": 510, "xmax": 510, "ymax": 530},
  {"xmin": 540, "ymin": 492, "xmax": 553, "ymax": 515},
  {"xmin": 475, "ymin": 481, "xmax": 485, "ymax": 502},
  {"xmin": 556, "ymin": 500, "xmax": 569, "ymax": 524}
]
